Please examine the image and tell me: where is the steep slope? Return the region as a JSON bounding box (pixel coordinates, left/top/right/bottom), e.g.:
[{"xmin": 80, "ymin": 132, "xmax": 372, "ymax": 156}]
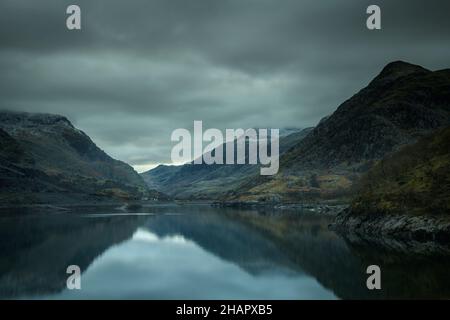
[
  {"xmin": 141, "ymin": 127, "xmax": 313, "ymax": 199},
  {"xmin": 333, "ymin": 126, "xmax": 450, "ymax": 241},
  {"xmin": 284, "ymin": 61, "xmax": 449, "ymax": 168},
  {"xmin": 351, "ymin": 126, "xmax": 450, "ymax": 215},
  {"xmin": 0, "ymin": 111, "xmax": 154, "ymax": 204},
  {"xmin": 226, "ymin": 61, "xmax": 450, "ymax": 202}
]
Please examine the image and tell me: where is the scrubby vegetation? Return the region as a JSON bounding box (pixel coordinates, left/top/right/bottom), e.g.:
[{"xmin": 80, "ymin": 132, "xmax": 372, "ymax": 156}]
[{"xmin": 351, "ymin": 126, "xmax": 450, "ymax": 216}]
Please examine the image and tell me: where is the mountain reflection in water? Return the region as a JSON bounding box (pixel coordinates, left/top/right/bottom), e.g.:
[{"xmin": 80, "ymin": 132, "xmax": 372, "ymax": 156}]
[{"xmin": 1, "ymin": 204, "xmax": 450, "ymax": 299}]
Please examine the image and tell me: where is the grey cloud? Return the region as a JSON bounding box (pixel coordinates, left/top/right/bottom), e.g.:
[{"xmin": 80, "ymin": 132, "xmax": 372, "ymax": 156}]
[{"xmin": 1, "ymin": 0, "xmax": 449, "ymax": 170}]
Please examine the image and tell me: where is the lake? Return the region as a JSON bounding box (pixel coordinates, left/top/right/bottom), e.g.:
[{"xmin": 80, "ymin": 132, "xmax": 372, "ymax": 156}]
[{"xmin": 1, "ymin": 204, "xmax": 450, "ymax": 299}]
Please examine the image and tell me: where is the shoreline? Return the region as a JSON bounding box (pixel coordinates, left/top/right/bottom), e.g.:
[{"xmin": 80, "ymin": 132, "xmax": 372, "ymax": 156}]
[
  {"xmin": 212, "ymin": 200, "xmax": 348, "ymax": 215},
  {"xmin": 331, "ymin": 209, "xmax": 450, "ymax": 243}
]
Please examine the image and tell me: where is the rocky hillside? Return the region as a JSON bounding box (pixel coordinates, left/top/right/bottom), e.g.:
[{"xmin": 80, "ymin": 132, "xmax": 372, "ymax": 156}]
[
  {"xmin": 141, "ymin": 127, "xmax": 313, "ymax": 199},
  {"xmin": 351, "ymin": 126, "xmax": 450, "ymax": 216},
  {"xmin": 225, "ymin": 61, "xmax": 450, "ymax": 203},
  {"xmin": 333, "ymin": 126, "xmax": 450, "ymax": 241},
  {"xmin": 0, "ymin": 111, "xmax": 157, "ymax": 204}
]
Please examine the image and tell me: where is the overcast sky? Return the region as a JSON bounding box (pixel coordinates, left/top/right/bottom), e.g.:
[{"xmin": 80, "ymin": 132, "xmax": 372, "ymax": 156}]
[{"xmin": 1, "ymin": 0, "xmax": 449, "ymax": 172}]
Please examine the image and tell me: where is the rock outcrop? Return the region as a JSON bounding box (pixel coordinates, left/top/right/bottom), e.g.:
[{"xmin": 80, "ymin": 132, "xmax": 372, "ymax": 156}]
[{"xmin": 333, "ymin": 126, "xmax": 450, "ymax": 241}]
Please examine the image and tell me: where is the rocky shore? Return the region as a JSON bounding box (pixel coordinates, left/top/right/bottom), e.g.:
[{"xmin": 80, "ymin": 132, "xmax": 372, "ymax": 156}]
[{"xmin": 332, "ymin": 209, "xmax": 450, "ymax": 243}]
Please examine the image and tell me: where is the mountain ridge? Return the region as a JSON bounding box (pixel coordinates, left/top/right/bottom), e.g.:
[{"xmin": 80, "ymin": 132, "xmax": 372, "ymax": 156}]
[
  {"xmin": 0, "ymin": 110, "xmax": 161, "ymax": 204},
  {"xmin": 222, "ymin": 61, "xmax": 450, "ymax": 202},
  {"xmin": 141, "ymin": 127, "xmax": 313, "ymax": 199}
]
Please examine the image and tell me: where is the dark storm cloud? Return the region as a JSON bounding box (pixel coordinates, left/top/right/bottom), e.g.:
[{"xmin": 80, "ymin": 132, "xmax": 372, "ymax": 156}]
[{"xmin": 1, "ymin": 0, "xmax": 450, "ymax": 171}]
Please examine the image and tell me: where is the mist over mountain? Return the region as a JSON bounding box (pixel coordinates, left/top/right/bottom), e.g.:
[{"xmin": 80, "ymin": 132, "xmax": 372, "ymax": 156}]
[
  {"xmin": 2, "ymin": 61, "xmax": 449, "ymax": 206},
  {"xmin": 141, "ymin": 127, "xmax": 313, "ymax": 199},
  {"xmin": 218, "ymin": 61, "xmax": 450, "ymax": 202},
  {"xmin": 0, "ymin": 111, "xmax": 161, "ymax": 204}
]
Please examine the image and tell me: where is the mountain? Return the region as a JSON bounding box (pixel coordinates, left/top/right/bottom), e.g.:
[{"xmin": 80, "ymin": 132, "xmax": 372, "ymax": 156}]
[
  {"xmin": 0, "ymin": 111, "xmax": 158, "ymax": 204},
  {"xmin": 225, "ymin": 61, "xmax": 450, "ymax": 203},
  {"xmin": 333, "ymin": 126, "xmax": 450, "ymax": 241},
  {"xmin": 141, "ymin": 127, "xmax": 313, "ymax": 199}
]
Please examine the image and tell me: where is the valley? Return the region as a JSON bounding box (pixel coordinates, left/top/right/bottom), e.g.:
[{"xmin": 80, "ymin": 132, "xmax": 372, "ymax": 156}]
[
  {"xmin": 1, "ymin": 60, "xmax": 449, "ymax": 243},
  {"xmin": 142, "ymin": 61, "xmax": 450, "ymax": 208}
]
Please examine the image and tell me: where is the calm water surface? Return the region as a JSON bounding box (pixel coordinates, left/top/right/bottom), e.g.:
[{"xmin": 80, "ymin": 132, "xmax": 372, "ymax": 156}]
[{"xmin": 1, "ymin": 204, "xmax": 450, "ymax": 299}]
